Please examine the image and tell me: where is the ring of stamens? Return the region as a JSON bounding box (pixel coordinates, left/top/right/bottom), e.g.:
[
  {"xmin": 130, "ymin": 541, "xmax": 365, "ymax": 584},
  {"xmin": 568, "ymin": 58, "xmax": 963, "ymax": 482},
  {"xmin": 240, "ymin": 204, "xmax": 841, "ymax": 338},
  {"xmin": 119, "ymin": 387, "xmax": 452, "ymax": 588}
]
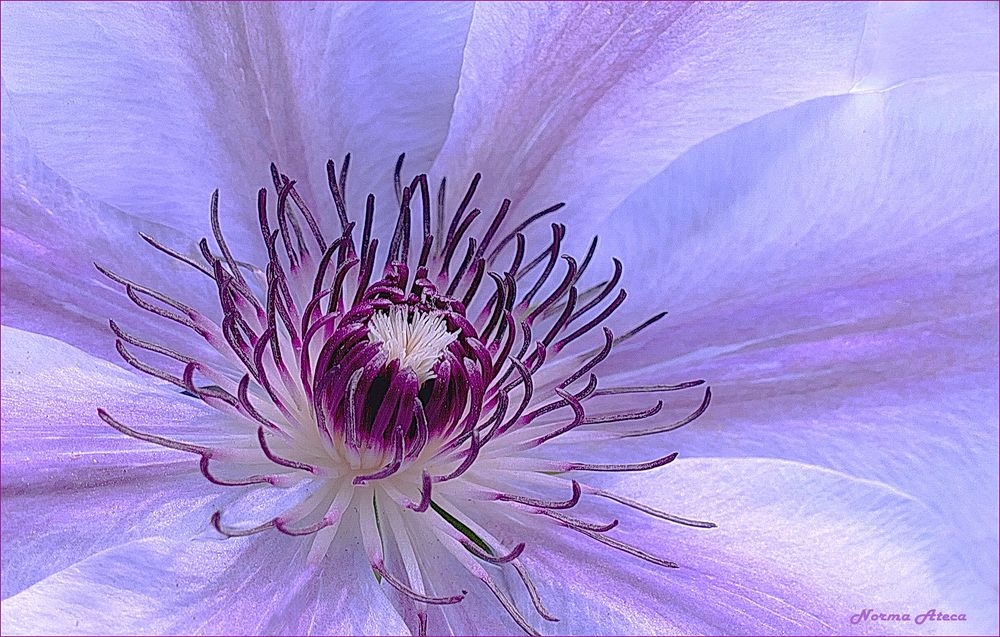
[{"xmin": 97, "ymin": 154, "xmax": 713, "ymax": 636}]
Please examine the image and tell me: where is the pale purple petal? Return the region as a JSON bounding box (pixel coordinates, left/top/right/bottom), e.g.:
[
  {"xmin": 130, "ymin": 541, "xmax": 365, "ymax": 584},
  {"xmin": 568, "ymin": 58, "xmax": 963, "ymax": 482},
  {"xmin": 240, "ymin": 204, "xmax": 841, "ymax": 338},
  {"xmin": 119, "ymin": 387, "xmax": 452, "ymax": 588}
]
[
  {"xmin": 0, "ymin": 528, "xmax": 407, "ymax": 636},
  {"xmin": 480, "ymin": 459, "xmax": 993, "ymax": 634},
  {"xmin": 0, "ymin": 1, "xmax": 473, "ymax": 243},
  {"xmin": 0, "ymin": 327, "xmax": 248, "ymax": 597},
  {"xmin": 1, "ymin": 97, "xmax": 229, "ymax": 364},
  {"xmin": 853, "ymin": 1, "xmax": 999, "ymax": 91},
  {"xmin": 570, "ymin": 75, "xmax": 998, "ymax": 596},
  {"xmin": 432, "ymin": 2, "xmax": 870, "ymax": 232}
]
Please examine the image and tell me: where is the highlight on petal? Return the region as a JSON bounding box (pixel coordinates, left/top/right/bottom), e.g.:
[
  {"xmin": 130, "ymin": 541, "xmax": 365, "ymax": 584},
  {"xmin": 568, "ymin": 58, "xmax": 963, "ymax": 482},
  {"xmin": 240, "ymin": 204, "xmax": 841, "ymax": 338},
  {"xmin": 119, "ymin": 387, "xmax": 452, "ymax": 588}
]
[{"xmin": 852, "ymin": 1, "xmax": 999, "ymax": 91}]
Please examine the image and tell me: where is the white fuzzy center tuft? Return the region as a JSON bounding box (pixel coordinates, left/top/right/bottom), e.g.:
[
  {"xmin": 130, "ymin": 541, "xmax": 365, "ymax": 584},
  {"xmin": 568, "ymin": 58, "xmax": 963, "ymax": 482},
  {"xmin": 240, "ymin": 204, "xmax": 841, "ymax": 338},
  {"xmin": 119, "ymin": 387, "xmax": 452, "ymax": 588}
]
[{"xmin": 368, "ymin": 308, "xmax": 458, "ymax": 384}]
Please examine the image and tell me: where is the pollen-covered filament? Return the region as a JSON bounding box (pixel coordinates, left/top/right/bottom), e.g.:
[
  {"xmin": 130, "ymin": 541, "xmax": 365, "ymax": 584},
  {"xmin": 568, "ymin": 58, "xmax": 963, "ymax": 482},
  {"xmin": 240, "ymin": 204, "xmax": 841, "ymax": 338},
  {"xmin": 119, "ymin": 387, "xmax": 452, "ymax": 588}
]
[
  {"xmin": 97, "ymin": 154, "xmax": 714, "ymax": 636},
  {"xmin": 368, "ymin": 308, "xmax": 458, "ymax": 384}
]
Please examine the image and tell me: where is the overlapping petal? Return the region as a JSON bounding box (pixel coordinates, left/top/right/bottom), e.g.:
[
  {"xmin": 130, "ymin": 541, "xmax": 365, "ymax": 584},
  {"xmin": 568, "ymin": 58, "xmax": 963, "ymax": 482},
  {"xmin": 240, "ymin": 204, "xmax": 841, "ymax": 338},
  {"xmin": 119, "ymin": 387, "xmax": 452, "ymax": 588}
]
[
  {"xmin": 574, "ymin": 74, "xmax": 998, "ymax": 619},
  {"xmin": 432, "ymin": 1, "xmax": 872, "ymax": 232}
]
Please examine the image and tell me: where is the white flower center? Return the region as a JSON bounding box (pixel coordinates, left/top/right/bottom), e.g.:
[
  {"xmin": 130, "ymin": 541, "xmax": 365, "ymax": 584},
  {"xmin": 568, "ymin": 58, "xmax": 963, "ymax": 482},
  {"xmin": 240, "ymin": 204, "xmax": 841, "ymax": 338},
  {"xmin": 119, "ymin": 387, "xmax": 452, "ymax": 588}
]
[{"xmin": 368, "ymin": 308, "xmax": 458, "ymax": 384}]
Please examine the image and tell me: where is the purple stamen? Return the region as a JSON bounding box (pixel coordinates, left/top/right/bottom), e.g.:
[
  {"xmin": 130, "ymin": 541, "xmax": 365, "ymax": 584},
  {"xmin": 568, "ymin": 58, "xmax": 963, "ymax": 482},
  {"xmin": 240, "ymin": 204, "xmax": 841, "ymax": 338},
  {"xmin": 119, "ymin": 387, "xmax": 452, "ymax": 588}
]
[
  {"xmin": 557, "ymin": 327, "xmax": 614, "ymax": 390},
  {"xmin": 510, "ymin": 560, "xmax": 559, "ymax": 622},
  {"xmin": 544, "ymin": 510, "xmax": 619, "ymax": 533},
  {"xmin": 326, "ymin": 158, "xmax": 354, "ymax": 239},
  {"xmin": 583, "ymin": 486, "xmax": 717, "ymax": 529},
  {"xmin": 109, "ymin": 319, "xmax": 194, "ymax": 365},
  {"xmin": 441, "ymin": 208, "xmax": 483, "ymax": 276},
  {"xmin": 528, "ymin": 389, "xmax": 586, "ymax": 445},
  {"xmin": 373, "ymin": 562, "xmax": 466, "ymax": 605},
  {"xmin": 474, "ymin": 198, "xmax": 511, "ymax": 261},
  {"xmin": 114, "ymin": 339, "xmax": 185, "ymax": 390},
  {"xmin": 442, "ymin": 172, "xmax": 481, "ymax": 261},
  {"xmin": 614, "ymin": 310, "xmax": 670, "ymax": 345},
  {"xmin": 564, "ymin": 452, "xmax": 679, "ymax": 473},
  {"xmin": 573, "ymin": 527, "xmax": 680, "ymax": 569},
  {"xmin": 525, "ymin": 256, "xmax": 577, "ymax": 325},
  {"xmin": 580, "ymin": 400, "xmax": 663, "ymax": 426},
  {"xmin": 236, "ymin": 375, "xmax": 284, "ymax": 431},
  {"xmin": 199, "ymin": 455, "xmax": 276, "ymax": 487},
  {"xmin": 257, "ymin": 427, "xmax": 316, "ymax": 473},
  {"xmin": 619, "ymin": 387, "xmax": 712, "ymax": 437},
  {"xmin": 406, "ymin": 470, "xmax": 433, "ymax": 513},
  {"xmin": 139, "ymin": 231, "xmax": 213, "ymax": 278},
  {"xmin": 211, "ymin": 511, "xmax": 275, "ymax": 538},
  {"xmin": 552, "ymin": 288, "xmax": 628, "ymax": 353},
  {"xmin": 353, "ymin": 427, "xmax": 406, "ymax": 484},
  {"xmin": 569, "ymin": 258, "xmax": 623, "ymax": 323},
  {"xmin": 487, "ymin": 201, "xmax": 566, "ymax": 263},
  {"xmin": 592, "ymin": 379, "xmax": 706, "ymax": 396},
  {"xmin": 463, "ymin": 540, "xmax": 526, "ymax": 564},
  {"xmin": 496, "ymin": 480, "xmax": 582, "ymax": 510},
  {"xmin": 97, "ymin": 409, "xmax": 209, "ymax": 456},
  {"xmin": 481, "ymin": 576, "xmax": 542, "ymax": 637},
  {"xmin": 274, "ymin": 517, "xmax": 335, "ymax": 537},
  {"xmin": 435, "ymin": 429, "xmax": 481, "ymax": 483},
  {"xmin": 517, "ymin": 224, "xmax": 564, "ymax": 311}
]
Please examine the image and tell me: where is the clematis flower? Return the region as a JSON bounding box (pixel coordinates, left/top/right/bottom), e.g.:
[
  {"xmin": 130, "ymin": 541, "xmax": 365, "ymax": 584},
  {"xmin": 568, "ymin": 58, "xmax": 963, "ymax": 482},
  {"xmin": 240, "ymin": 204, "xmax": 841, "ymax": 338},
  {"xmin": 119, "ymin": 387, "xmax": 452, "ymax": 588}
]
[{"xmin": 1, "ymin": 1, "xmax": 997, "ymax": 635}]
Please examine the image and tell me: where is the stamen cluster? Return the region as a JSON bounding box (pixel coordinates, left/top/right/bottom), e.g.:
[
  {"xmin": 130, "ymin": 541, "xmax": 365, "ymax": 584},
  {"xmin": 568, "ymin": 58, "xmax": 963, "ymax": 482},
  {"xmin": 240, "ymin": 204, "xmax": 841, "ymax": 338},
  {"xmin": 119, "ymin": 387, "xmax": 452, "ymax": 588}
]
[{"xmin": 97, "ymin": 155, "xmax": 712, "ymax": 635}]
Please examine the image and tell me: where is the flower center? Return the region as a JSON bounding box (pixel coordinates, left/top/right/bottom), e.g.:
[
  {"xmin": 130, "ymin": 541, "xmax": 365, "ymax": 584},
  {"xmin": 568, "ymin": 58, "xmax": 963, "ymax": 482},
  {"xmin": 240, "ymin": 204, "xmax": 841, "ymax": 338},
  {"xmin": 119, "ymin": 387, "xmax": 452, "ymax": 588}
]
[
  {"xmin": 311, "ymin": 267, "xmax": 490, "ymax": 457},
  {"xmin": 96, "ymin": 154, "xmax": 714, "ymax": 637},
  {"xmin": 368, "ymin": 308, "xmax": 457, "ymax": 385}
]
